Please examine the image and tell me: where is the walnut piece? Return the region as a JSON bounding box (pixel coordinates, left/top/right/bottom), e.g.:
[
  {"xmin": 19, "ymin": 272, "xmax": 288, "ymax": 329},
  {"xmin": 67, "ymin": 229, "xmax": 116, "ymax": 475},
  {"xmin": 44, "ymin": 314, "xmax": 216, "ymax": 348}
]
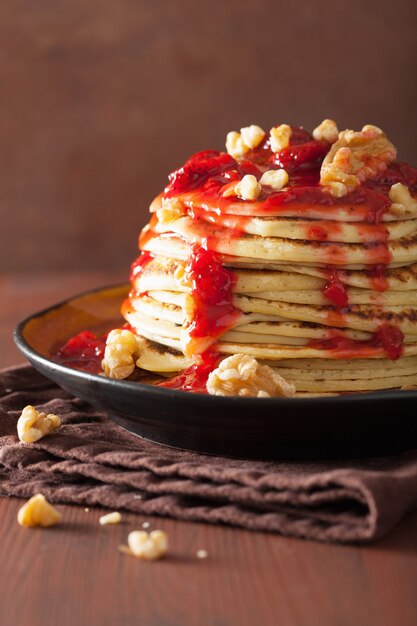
[
  {"xmin": 206, "ymin": 354, "xmax": 296, "ymax": 398},
  {"xmin": 102, "ymin": 329, "xmax": 141, "ymax": 379},
  {"xmin": 240, "ymin": 125, "xmax": 265, "ymax": 149},
  {"xmin": 226, "ymin": 125, "xmax": 265, "ymax": 159},
  {"xmin": 120, "ymin": 530, "xmax": 168, "ymax": 560},
  {"xmin": 99, "ymin": 511, "xmax": 122, "ymax": 525},
  {"xmin": 259, "ymin": 169, "xmax": 289, "ymax": 190},
  {"xmin": 225, "ymin": 131, "xmax": 247, "ymax": 158},
  {"xmin": 270, "ymin": 124, "xmax": 292, "ymax": 152},
  {"xmin": 17, "ymin": 405, "xmax": 61, "ymax": 443},
  {"xmin": 223, "ymin": 174, "xmax": 262, "ymax": 201},
  {"xmin": 156, "ymin": 197, "xmax": 186, "ymax": 225},
  {"xmin": 312, "ymin": 119, "xmax": 339, "ymax": 143},
  {"xmin": 389, "ymin": 183, "xmax": 417, "ymax": 217},
  {"xmin": 17, "ymin": 494, "xmax": 61, "ymax": 527},
  {"xmin": 320, "ymin": 124, "xmax": 397, "ymax": 197}
]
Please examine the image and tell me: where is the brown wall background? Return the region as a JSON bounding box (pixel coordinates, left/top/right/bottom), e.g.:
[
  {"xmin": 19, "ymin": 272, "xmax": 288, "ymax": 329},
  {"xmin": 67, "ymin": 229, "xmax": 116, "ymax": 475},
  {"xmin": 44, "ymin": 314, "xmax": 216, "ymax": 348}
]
[{"xmin": 1, "ymin": 0, "xmax": 417, "ymax": 272}]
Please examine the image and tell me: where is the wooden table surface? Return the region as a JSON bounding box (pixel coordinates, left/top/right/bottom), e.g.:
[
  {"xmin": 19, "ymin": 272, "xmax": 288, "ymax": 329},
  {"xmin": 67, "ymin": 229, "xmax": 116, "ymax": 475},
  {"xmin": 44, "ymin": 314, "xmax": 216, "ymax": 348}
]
[{"xmin": 1, "ymin": 272, "xmax": 417, "ymax": 626}]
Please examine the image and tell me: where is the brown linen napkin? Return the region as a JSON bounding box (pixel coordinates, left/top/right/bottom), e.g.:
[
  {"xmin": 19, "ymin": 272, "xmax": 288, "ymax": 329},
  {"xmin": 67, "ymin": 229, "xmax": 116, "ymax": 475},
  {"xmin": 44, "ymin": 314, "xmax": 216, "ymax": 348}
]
[{"xmin": 1, "ymin": 364, "xmax": 417, "ymax": 543}]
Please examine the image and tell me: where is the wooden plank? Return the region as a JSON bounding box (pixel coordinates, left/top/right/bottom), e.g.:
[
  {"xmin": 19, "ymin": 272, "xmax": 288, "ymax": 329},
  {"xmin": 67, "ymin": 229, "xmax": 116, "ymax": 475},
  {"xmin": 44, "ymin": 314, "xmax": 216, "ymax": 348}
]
[{"xmin": 0, "ymin": 497, "xmax": 416, "ymax": 626}]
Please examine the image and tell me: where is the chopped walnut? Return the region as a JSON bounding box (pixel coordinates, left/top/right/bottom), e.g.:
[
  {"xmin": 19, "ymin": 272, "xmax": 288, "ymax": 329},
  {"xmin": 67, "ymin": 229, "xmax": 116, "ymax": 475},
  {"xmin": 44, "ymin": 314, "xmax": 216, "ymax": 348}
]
[
  {"xmin": 226, "ymin": 125, "xmax": 265, "ymax": 158},
  {"xmin": 240, "ymin": 125, "xmax": 265, "ymax": 149},
  {"xmin": 223, "ymin": 174, "xmax": 262, "ymax": 201},
  {"xmin": 269, "ymin": 124, "xmax": 292, "ymax": 152},
  {"xmin": 102, "ymin": 329, "xmax": 141, "ymax": 379},
  {"xmin": 17, "ymin": 405, "xmax": 61, "ymax": 444},
  {"xmin": 156, "ymin": 197, "xmax": 186, "ymax": 225},
  {"xmin": 17, "ymin": 494, "xmax": 61, "ymax": 527},
  {"xmin": 320, "ymin": 124, "xmax": 397, "ymax": 197},
  {"xmin": 389, "ymin": 183, "xmax": 417, "ymax": 217},
  {"xmin": 207, "ymin": 354, "xmax": 296, "ymax": 398},
  {"xmin": 312, "ymin": 119, "xmax": 339, "ymax": 143},
  {"xmin": 99, "ymin": 511, "xmax": 122, "ymax": 525},
  {"xmin": 259, "ymin": 169, "xmax": 289, "ymax": 190},
  {"xmin": 226, "ymin": 131, "xmax": 247, "ymax": 159},
  {"xmin": 120, "ymin": 530, "xmax": 168, "ymax": 560}
]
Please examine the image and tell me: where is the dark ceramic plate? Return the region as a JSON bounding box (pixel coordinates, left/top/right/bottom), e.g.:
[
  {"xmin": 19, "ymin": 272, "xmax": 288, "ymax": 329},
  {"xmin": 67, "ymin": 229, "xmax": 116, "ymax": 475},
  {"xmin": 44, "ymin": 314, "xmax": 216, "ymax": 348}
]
[{"xmin": 14, "ymin": 284, "xmax": 417, "ymax": 460}]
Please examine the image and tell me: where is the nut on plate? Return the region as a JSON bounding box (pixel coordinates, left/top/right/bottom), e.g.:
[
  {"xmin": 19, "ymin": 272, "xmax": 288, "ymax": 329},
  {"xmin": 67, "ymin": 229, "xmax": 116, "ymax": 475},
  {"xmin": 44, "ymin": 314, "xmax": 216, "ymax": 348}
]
[
  {"xmin": 102, "ymin": 329, "xmax": 141, "ymax": 379},
  {"xmin": 207, "ymin": 354, "xmax": 296, "ymax": 398},
  {"xmin": 17, "ymin": 405, "xmax": 61, "ymax": 443},
  {"xmin": 17, "ymin": 494, "xmax": 61, "ymax": 527}
]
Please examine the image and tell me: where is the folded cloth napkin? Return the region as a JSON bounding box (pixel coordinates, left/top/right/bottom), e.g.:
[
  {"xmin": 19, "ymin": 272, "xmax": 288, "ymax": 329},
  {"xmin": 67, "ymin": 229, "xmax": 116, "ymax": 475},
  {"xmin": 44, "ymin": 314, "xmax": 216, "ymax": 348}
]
[{"xmin": 1, "ymin": 364, "xmax": 417, "ymax": 543}]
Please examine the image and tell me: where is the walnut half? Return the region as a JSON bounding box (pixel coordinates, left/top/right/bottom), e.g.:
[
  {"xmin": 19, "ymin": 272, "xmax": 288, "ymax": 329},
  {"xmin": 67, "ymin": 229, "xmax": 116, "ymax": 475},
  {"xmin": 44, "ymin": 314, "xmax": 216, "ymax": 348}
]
[
  {"xmin": 206, "ymin": 354, "xmax": 296, "ymax": 398},
  {"xmin": 320, "ymin": 125, "xmax": 397, "ymax": 197},
  {"xmin": 102, "ymin": 329, "xmax": 141, "ymax": 379},
  {"xmin": 17, "ymin": 405, "xmax": 61, "ymax": 443}
]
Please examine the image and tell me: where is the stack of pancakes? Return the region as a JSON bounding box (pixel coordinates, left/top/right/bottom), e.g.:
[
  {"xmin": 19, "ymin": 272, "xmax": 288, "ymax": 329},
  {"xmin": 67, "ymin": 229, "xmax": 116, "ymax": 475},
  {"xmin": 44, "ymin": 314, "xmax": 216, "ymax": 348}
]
[{"xmin": 121, "ymin": 123, "xmax": 417, "ymax": 395}]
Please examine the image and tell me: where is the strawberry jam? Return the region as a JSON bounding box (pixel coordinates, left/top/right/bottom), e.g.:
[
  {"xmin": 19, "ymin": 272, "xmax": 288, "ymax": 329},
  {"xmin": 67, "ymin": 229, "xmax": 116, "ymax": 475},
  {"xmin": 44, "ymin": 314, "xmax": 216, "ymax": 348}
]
[
  {"xmin": 271, "ymin": 140, "xmax": 330, "ymax": 172},
  {"xmin": 130, "ymin": 251, "xmax": 154, "ymax": 284},
  {"xmin": 184, "ymin": 243, "xmax": 241, "ymax": 346},
  {"xmin": 369, "ymin": 264, "xmax": 389, "ymax": 292},
  {"xmin": 165, "ymin": 151, "xmax": 237, "ymax": 195},
  {"xmin": 307, "ymin": 324, "xmax": 404, "ymax": 361},
  {"xmin": 55, "ymin": 331, "xmax": 106, "ymax": 373},
  {"xmin": 158, "ymin": 350, "xmax": 219, "ymax": 392},
  {"xmin": 323, "ymin": 268, "xmax": 349, "ymax": 308}
]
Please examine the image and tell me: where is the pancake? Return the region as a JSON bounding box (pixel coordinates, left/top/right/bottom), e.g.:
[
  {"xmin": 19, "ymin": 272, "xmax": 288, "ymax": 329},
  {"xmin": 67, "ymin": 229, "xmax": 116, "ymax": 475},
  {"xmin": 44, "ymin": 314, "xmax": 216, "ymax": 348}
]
[
  {"xmin": 180, "ymin": 213, "xmax": 417, "ymax": 242},
  {"xmin": 142, "ymin": 232, "xmax": 417, "ymax": 270},
  {"xmin": 127, "ymin": 291, "xmax": 417, "ymax": 335},
  {"xmin": 108, "ymin": 120, "xmax": 417, "ymax": 396},
  {"xmin": 135, "ymin": 257, "xmax": 417, "ymax": 292},
  {"xmin": 152, "ymin": 216, "xmax": 417, "ymax": 267}
]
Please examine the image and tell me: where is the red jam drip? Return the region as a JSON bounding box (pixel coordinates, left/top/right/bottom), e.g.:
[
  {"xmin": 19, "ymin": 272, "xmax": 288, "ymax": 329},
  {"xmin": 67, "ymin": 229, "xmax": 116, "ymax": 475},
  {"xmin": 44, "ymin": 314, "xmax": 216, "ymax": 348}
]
[
  {"xmin": 307, "ymin": 324, "xmax": 404, "ymax": 361},
  {"xmin": 188, "ymin": 207, "xmax": 246, "ymax": 241},
  {"xmin": 307, "ymin": 225, "xmax": 332, "ymax": 241},
  {"xmin": 323, "ymin": 268, "xmax": 349, "ymax": 308},
  {"xmin": 185, "ymin": 243, "xmax": 240, "ymax": 342},
  {"xmin": 55, "ymin": 331, "xmax": 106, "ymax": 373},
  {"xmin": 158, "ymin": 350, "xmax": 219, "ymax": 392},
  {"xmin": 369, "ymin": 264, "xmax": 389, "ymax": 292},
  {"xmin": 130, "ymin": 251, "xmax": 154, "ymax": 284}
]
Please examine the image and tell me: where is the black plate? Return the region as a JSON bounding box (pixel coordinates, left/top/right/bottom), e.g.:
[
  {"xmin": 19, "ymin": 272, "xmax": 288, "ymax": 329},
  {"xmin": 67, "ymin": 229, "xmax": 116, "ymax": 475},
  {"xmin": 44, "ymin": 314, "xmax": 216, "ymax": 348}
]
[{"xmin": 14, "ymin": 284, "xmax": 417, "ymax": 460}]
